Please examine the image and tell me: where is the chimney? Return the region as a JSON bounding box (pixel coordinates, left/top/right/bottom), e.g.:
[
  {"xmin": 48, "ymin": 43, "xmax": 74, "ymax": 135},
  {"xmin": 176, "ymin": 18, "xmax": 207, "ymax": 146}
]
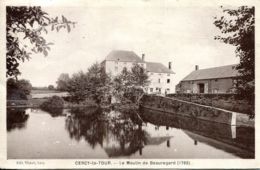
[
  {"xmin": 142, "ymin": 54, "xmax": 145, "ymax": 61},
  {"xmin": 168, "ymin": 62, "xmax": 172, "ymax": 70},
  {"xmin": 195, "ymin": 65, "xmax": 199, "ymax": 70}
]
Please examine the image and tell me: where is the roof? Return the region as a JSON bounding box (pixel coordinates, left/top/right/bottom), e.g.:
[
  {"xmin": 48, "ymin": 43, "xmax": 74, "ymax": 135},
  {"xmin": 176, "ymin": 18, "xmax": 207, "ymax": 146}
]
[
  {"xmin": 105, "ymin": 50, "xmax": 145, "ymax": 63},
  {"xmin": 146, "ymin": 62, "xmax": 174, "ymax": 74},
  {"xmin": 181, "ymin": 64, "xmax": 239, "ymax": 81}
]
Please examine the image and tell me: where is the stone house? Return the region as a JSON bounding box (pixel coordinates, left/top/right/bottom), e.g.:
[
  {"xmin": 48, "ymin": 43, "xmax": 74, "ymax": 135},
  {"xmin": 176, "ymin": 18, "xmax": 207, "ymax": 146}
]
[
  {"xmin": 176, "ymin": 64, "xmax": 239, "ymax": 94},
  {"xmin": 102, "ymin": 50, "xmax": 175, "ymax": 94}
]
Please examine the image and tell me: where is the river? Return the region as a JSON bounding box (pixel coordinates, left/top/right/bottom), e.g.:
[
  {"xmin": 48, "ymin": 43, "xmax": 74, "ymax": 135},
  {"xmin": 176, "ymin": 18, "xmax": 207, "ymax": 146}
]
[{"xmin": 7, "ymin": 107, "xmax": 254, "ymax": 159}]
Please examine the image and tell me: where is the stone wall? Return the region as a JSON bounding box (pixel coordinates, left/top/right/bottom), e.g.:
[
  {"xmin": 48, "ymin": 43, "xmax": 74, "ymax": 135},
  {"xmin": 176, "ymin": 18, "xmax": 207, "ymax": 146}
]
[{"xmin": 140, "ymin": 95, "xmax": 236, "ymax": 125}]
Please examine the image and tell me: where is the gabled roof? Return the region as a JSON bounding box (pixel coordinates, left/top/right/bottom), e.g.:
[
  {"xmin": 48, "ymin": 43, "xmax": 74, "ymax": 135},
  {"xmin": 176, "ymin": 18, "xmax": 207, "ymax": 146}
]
[
  {"xmin": 106, "ymin": 50, "xmax": 145, "ymax": 63},
  {"xmin": 181, "ymin": 64, "xmax": 239, "ymax": 81},
  {"xmin": 146, "ymin": 62, "xmax": 174, "ymax": 74}
]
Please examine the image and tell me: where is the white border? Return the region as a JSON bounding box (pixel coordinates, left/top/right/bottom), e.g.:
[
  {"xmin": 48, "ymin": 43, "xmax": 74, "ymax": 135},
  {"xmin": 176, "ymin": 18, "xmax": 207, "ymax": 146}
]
[{"xmin": 0, "ymin": 0, "xmax": 259, "ymax": 168}]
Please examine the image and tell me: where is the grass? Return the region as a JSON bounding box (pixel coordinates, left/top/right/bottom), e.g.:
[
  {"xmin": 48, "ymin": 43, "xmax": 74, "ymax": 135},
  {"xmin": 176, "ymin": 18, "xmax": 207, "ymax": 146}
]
[{"xmin": 31, "ymin": 89, "xmax": 61, "ymax": 94}]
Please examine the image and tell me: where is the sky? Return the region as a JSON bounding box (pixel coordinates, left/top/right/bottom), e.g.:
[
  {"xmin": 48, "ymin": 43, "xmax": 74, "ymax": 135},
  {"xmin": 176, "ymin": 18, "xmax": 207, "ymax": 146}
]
[{"xmin": 19, "ymin": 2, "xmax": 239, "ymax": 89}]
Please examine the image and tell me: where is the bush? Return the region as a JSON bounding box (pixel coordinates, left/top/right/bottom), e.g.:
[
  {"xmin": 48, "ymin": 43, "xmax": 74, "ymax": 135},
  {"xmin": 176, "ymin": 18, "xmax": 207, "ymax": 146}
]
[{"xmin": 40, "ymin": 96, "xmax": 64, "ymax": 116}]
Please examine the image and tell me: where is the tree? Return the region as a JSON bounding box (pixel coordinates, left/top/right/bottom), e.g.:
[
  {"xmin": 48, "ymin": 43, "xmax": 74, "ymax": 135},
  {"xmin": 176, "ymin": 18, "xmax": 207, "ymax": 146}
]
[
  {"xmin": 131, "ymin": 63, "xmax": 150, "ymax": 87},
  {"xmin": 113, "ymin": 64, "xmax": 150, "ymax": 104},
  {"xmin": 65, "ymin": 63, "xmax": 111, "ymax": 104},
  {"xmin": 86, "ymin": 62, "xmax": 111, "ymax": 104},
  {"xmin": 214, "ymin": 6, "xmax": 255, "ymax": 99},
  {"xmin": 66, "ymin": 71, "xmax": 89, "ymax": 102},
  {"xmin": 48, "ymin": 85, "xmax": 55, "ymax": 90},
  {"xmin": 7, "ymin": 78, "xmax": 32, "ymax": 100},
  {"xmin": 56, "ymin": 73, "xmax": 70, "ymax": 91},
  {"xmin": 6, "ymin": 6, "xmax": 76, "ymax": 78}
]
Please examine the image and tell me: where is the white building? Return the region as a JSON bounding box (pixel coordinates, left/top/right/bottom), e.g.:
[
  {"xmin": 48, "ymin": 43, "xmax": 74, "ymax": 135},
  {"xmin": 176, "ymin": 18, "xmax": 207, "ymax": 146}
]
[{"xmin": 102, "ymin": 50, "xmax": 175, "ymax": 95}]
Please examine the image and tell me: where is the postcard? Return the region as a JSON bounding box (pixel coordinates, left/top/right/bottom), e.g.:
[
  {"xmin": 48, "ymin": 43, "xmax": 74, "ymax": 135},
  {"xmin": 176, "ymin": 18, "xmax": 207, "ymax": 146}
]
[{"xmin": 0, "ymin": 0, "xmax": 259, "ymax": 168}]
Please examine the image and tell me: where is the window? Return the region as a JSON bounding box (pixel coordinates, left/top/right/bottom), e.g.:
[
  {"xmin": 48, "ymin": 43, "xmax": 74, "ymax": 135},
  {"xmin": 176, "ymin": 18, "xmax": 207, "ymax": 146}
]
[
  {"xmin": 150, "ymin": 88, "xmax": 153, "ymax": 92},
  {"xmin": 158, "ymin": 79, "xmax": 161, "ymax": 83},
  {"xmin": 167, "ymin": 79, "xmax": 170, "ymax": 83},
  {"xmin": 167, "ymin": 74, "xmax": 170, "ymax": 76}
]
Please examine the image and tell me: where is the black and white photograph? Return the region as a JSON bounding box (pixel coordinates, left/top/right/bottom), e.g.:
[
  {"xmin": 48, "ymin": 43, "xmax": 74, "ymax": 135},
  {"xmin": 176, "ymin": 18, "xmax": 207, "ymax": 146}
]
[{"xmin": 0, "ymin": 0, "xmax": 259, "ymax": 168}]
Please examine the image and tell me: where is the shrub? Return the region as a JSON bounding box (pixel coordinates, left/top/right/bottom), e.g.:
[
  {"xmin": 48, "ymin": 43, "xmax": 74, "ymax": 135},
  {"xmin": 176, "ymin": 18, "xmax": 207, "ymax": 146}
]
[{"xmin": 40, "ymin": 96, "xmax": 64, "ymax": 116}]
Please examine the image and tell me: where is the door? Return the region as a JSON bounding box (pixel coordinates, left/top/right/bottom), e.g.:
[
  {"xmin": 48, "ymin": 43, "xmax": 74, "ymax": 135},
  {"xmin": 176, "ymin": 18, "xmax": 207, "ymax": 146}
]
[{"xmin": 198, "ymin": 83, "xmax": 205, "ymax": 93}]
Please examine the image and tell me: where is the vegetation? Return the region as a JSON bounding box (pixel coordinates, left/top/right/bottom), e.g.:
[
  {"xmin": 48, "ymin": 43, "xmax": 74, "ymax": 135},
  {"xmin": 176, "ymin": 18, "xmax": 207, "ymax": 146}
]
[
  {"xmin": 40, "ymin": 96, "xmax": 64, "ymax": 116},
  {"xmin": 48, "ymin": 85, "xmax": 55, "ymax": 90},
  {"xmin": 7, "ymin": 78, "xmax": 32, "ymax": 100},
  {"xmin": 57, "ymin": 62, "xmax": 149, "ymax": 108},
  {"xmin": 6, "ymin": 6, "xmax": 76, "ymax": 78},
  {"xmin": 167, "ymin": 93, "xmax": 254, "ymax": 115},
  {"xmin": 56, "ymin": 73, "xmax": 70, "ymax": 91},
  {"xmin": 214, "ymin": 6, "xmax": 255, "ymax": 101},
  {"xmin": 113, "ymin": 63, "xmax": 150, "ymax": 105},
  {"xmin": 65, "ymin": 62, "xmax": 111, "ymax": 104}
]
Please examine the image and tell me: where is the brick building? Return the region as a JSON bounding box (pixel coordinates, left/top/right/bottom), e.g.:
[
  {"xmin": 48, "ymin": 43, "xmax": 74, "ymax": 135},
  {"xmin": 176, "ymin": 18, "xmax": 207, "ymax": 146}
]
[{"xmin": 176, "ymin": 64, "xmax": 239, "ymax": 94}]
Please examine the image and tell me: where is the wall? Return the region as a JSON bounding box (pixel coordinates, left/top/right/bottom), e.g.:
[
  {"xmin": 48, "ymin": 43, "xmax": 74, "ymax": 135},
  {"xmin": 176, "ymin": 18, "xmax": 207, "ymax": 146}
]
[
  {"xmin": 147, "ymin": 72, "xmax": 174, "ymax": 94},
  {"xmin": 140, "ymin": 94, "xmax": 236, "ymax": 125}
]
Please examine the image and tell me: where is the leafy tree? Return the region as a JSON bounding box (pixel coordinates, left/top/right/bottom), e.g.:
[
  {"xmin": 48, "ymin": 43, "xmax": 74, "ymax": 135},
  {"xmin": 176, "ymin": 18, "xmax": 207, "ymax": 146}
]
[
  {"xmin": 56, "ymin": 73, "xmax": 70, "ymax": 91},
  {"xmin": 131, "ymin": 63, "xmax": 150, "ymax": 87},
  {"xmin": 113, "ymin": 64, "xmax": 150, "ymax": 104},
  {"xmin": 7, "ymin": 78, "xmax": 32, "ymax": 99},
  {"xmin": 86, "ymin": 62, "xmax": 111, "ymax": 104},
  {"xmin": 66, "ymin": 63, "xmax": 111, "ymax": 104},
  {"xmin": 66, "ymin": 71, "xmax": 89, "ymax": 102},
  {"xmin": 6, "ymin": 6, "xmax": 76, "ymax": 78},
  {"xmin": 48, "ymin": 85, "xmax": 55, "ymax": 90},
  {"xmin": 214, "ymin": 6, "xmax": 255, "ymax": 99}
]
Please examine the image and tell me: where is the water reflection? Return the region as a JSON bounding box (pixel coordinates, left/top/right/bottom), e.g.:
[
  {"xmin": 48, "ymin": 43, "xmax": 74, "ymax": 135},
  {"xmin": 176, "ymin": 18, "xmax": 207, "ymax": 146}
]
[
  {"xmin": 65, "ymin": 108, "xmax": 148, "ymax": 157},
  {"xmin": 7, "ymin": 107, "xmax": 255, "ymax": 159},
  {"xmin": 140, "ymin": 107, "xmax": 255, "ymax": 158},
  {"xmin": 7, "ymin": 108, "xmax": 29, "ymax": 131},
  {"xmin": 41, "ymin": 107, "xmax": 63, "ymax": 117},
  {"xmin": 65, "ymin": 107, "xmax": 106, "ymax": 148}
]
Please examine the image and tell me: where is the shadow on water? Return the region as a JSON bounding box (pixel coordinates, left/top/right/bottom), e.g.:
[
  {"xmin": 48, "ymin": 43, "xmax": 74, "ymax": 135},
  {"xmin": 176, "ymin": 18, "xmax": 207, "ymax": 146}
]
[
  {"xmin": 139, "ymin": 107, "xmax": 255, "ymax": 158},
  {"xmin": 7, "ymin": 108, "xmax": 29, "ymax": 132}
]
